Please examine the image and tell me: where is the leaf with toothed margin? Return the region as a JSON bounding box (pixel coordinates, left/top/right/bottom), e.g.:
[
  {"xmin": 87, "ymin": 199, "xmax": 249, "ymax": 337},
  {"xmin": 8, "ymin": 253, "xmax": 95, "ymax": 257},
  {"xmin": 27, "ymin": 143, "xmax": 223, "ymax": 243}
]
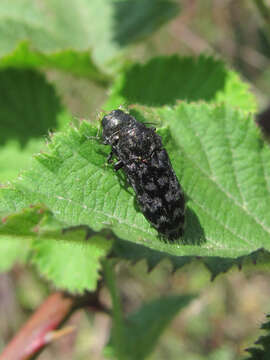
[
  {"xmin": 0, "ymin": 42, "xmax": 108, "ymax": 84},
  {"xmin": 0, "ymin": 101, "xmax": 270, "ymax": 283},
  {"xmin": 125, "ymin": 103, "xmax": 270, "ymax": 258},
  {"xmin": 0, "ymin": 204, "xmax": 113, "ymax": 292},
  {"xmin": 32, "ymin": 230, "xmax": 112, "ymax": 293},
  {"xmin": 105, "ymin": 55, "xmax": 257, "ymax": 112},
  {"xmin": 245, "ymin": 314, "xmax": 270, "ymax": 360},
  {"xmin": 112, "ymin": 238, "xmax": 270, "ymax": 280}
]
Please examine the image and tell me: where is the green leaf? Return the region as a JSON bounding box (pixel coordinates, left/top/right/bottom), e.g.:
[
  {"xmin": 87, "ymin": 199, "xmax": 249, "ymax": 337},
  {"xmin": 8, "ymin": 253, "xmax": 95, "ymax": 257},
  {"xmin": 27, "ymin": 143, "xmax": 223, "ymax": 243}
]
[
  {"xmin": 104, "ymin": 293, "xmax": 195, "ymax": 360},
  {"xmin": 0, "ymin": 42, "xmax": 108, "ymax": 84},
  {"xmin": 0, "ymin": 139, "xmax": 42, "ymax": 183},
  {"xmin": 0, "ymin": 204, "xmax": 113, "ymax": 292},
  {"xmin": 124, "ymin": 294, "xmax": 194, "ymax": 360},
  {"xmin": 32, "ymin": 229, "xmax": 112, "ymax": 293},
  {"xmin": 105, "ymin": 55, "xmax": 257, "ymax": 112},
  {"xmin": 163, "ymin": 103, "xmax": 270, "ymax": 257},
  {"xmin": 111, "ymin": 237, "xmax": 269, "ymax": 281},
  {"xmin": 0, "ymin": 204, "xmax": 58, "ymax": 271},
  {"xmin": 0, "ymin": 0, "xmax": 180, "ymax": 75},
  {"xmin": 0, "ymin": 68, "xmax": 71, "ymax": 182},
  {"xmin": 0, "ymin": 205, "xmax": 39, "ymax": 271},
  {"xmin": 0, "ymin": 0, "xmax": 90, "ymax": 55},
  {"xmin": 110, "ymin": 103, "xmax": 269, "ymax": 259},
  {"xmin": 245, "ymin": 314, "xmax": 270, "ymax": 360},
  {"xmin": 0, "ymin": 0, "xmax": 104, "ymax": 79},
  {"xmin": 0, "ymin": 102, "xmax": 269, "ymax": 281},
  {"xmin": 0, "ymin": 235, "xmax": 30, "ymax": 272},
  {"xmin": 73, "ymin": 0, "xmax": 180, "ymax": 71}
]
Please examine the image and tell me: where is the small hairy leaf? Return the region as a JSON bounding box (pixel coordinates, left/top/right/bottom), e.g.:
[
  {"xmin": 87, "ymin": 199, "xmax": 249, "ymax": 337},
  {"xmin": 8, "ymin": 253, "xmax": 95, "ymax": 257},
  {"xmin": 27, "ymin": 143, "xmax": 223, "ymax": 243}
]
[
  {"xmin": 105, "ymin": 55, "xmax": 257, "ymax": 112},
  {"xmin": 0, "ymin": 204, "xmax": 112, "ymax": 291},
  {"xmin": 32, "ymin": 230, "xmax": 112, "ymax": 293}
]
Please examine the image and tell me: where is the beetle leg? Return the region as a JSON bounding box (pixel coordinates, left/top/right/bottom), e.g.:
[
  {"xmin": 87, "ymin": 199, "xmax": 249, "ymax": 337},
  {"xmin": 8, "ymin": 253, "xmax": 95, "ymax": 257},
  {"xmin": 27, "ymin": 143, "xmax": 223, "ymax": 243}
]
[
  {"xmin": 107, "ymin": 151, "xmax": 114, "ymax": 164},
  {"xmin": 114, "ymin": 160, "xmax": 124, "ymax": 171}
]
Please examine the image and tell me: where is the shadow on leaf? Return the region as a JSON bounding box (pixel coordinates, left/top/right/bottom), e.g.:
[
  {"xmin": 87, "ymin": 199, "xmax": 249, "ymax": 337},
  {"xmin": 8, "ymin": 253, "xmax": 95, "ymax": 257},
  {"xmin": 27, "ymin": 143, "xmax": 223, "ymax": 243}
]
[{"xmin": 182, "ymin": 206, "xmax": 206, "ymax": 246}]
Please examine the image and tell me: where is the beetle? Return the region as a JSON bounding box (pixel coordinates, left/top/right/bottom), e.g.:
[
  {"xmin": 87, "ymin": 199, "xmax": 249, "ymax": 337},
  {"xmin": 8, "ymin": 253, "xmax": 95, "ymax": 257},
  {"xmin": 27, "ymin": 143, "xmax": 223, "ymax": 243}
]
[{"xmin": 101, "ymin": 109, "xmax": 185, "ymax": 240}]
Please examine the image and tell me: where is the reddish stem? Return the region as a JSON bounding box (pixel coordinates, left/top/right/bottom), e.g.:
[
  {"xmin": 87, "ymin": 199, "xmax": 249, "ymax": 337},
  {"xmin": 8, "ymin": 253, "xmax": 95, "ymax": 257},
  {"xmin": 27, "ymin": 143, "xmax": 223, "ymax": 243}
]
[{"xmin": 0, "ymin": 290, "xmax": 106, "ymax": 360}]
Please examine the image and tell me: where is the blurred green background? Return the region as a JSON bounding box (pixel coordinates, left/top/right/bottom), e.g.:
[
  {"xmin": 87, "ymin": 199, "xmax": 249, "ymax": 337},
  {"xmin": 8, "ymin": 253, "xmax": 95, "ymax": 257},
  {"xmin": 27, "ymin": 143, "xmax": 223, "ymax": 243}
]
[{"xmin": 1, "ymin": 1, "xmax": 270, "ymax": 359}]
